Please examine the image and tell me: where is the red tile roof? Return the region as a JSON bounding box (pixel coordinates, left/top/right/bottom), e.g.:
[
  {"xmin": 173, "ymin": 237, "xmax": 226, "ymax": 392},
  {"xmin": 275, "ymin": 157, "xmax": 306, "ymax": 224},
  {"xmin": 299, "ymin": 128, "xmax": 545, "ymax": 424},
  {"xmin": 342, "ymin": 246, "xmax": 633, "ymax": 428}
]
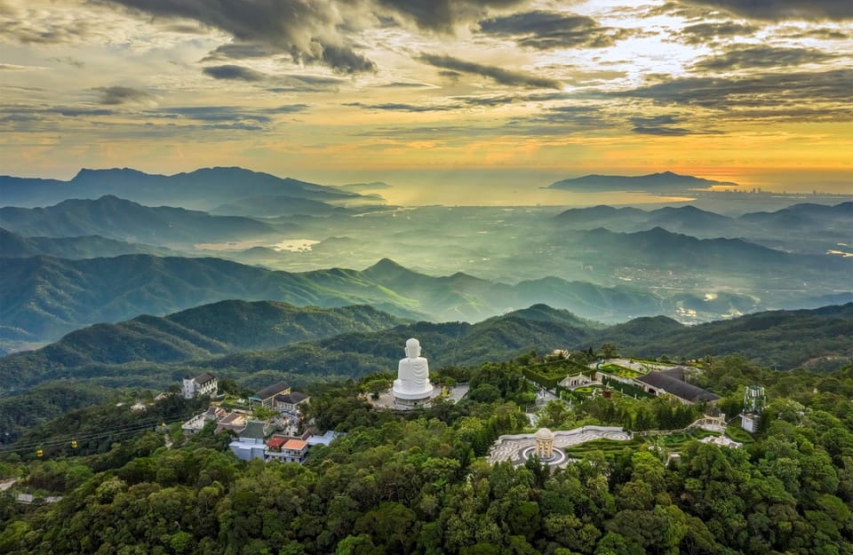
[
  {"xmin": 267, "ymin": 437, "xmax": 287, "ymax": 449},
  {"xmin": 282, "ymin": 439, "xmax": 307, "ymax": 450}
]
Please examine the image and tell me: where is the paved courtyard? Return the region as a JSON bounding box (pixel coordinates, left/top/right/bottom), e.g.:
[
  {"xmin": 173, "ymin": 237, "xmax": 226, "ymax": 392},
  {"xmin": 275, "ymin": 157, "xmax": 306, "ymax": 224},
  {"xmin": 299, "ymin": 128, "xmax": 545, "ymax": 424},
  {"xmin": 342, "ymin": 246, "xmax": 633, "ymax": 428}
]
[
  {"xmin": 488, "ymin": 426, "xmax": 631, "ymax": 467},
  {"xmin": 368, "ymin": 384, "xmax": 469, "ymax": 410}
]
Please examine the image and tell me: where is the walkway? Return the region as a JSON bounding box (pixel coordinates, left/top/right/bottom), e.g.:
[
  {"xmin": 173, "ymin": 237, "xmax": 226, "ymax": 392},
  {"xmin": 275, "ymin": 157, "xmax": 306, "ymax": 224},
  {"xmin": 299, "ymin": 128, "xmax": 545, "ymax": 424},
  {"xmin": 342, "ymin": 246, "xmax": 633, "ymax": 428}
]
[{"xmin": 488, "ymin": 426, "xmax": 631, "ymax": 466}]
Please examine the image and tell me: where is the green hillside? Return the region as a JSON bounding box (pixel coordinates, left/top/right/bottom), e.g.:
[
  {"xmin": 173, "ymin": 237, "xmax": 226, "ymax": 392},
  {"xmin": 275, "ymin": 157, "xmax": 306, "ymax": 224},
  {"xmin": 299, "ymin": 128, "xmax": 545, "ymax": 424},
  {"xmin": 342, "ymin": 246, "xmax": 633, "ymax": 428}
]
[
  {"xmin": 0, "ymin": 228, "xmax": 177, "ymax": 259},
  {"xmin": 0, "ymin": 196, "xmax": 279, "ymax": 245},
  {"xmin": 0, "ymin": 255, "xmax": 429, "ymax": 343},
  {"xmin": 589, "ymin": 304, "xmax": 853, "ymax": 369},
  {"xmin": 0, "ymin": 255, "xmax": 679, "ymax": 345},
  {"xmin": 0, "ymin": 302, "xmax": 408, "ymax": 390},
  {"xmin": 3, "ymin": 302, "xmax": 851, "ymax": 399}
]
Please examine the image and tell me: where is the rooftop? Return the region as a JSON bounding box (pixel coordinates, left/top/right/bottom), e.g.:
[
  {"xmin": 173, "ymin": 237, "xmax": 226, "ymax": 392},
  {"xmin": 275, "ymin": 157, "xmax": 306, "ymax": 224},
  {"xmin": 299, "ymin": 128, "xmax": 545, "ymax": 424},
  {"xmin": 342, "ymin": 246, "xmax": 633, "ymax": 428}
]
[
  {"xmin": 267, "ymin": 436, "xmax": 287, "ymax": 449},
  {"xmin": 239, "ymin": 420, "xmax": 268, "ymax": 440},
  {"xmin": 252, "ymin": 381, "xmax": 290, "ymax": 400},
  {"xmin": 194, "ymin": 372, "xmax": 216, "ymax": 386},
  {"xmin": 636, "ymin": 372, "xmax": 720, "ymax": 403},
  {"xmin": 283, "ymin": 439, "xmax": 307, "ymax": 450},
  {"xmin": 275, "ymin": 392, "xmax": 309, "ymax": 404},
  {"xmin": 659, "ymin": 366, "xmax": 687, "ymax": 381}
]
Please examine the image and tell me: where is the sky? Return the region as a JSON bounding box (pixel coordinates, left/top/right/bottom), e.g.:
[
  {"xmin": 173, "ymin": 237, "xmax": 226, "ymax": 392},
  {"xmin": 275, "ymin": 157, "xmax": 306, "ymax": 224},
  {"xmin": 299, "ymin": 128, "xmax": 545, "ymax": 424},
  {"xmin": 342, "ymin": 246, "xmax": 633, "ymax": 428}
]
[{"xmin": 0, "ymin": 0, "xmax": 851, "ymax": 202}]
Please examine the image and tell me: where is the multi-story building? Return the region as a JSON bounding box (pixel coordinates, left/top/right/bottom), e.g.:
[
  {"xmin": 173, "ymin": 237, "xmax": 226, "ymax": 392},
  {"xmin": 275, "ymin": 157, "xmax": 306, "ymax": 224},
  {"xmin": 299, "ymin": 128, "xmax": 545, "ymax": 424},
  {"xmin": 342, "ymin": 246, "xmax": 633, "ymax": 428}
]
[{"xmin": 182, "ymin": 373, "xmax": 218, "ymax": 399}]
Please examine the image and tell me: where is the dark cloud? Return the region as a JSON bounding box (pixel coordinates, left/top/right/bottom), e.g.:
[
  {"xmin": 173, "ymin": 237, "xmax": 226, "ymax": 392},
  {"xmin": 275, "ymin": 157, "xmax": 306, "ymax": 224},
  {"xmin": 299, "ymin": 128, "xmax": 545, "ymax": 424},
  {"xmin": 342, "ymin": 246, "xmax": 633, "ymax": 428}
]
[
  {"xmin": 683, "ymin": 0, "xmax": 853, "ymax": 20},
  {"xmin": 438, "ymin": 70, "xmax": 462, "ymax": 82},
  {"xmin": 345, "ymin": 102, "xmax": 457, "ymax": 112},
  {"xmin": 536, "ymin": 105, "xmax": 606, "ymax": 127},
  {"xmin": 202, "ymin": 64, "xmax": 267, "ymax": 82},
  {"xmin": 694, "ymin": 46, "xmax": 837, "ymax": 71},
  {"xmin": 203, "ymin": 42, "xmax": 281, "ymax": 61},
  {"xmin": 155, "ymin": 104, "xmax": 307, "ymax": 122},
  {"xmin": 0, "ymin": 19, "xmax": 93, "ymax": 45},
  {"xmin": 288, "ymin": 74, "xmax": 346, "ymax": 86},
  {"xmin": 54, "ymin": 108, "xmax": 117, "ymax": 117},
  {"xmin": 783, "ymin": 26, "xmax": 851, "ymax": 39},
  {"xmin": 627, "ymin": 115, "xmax": 720, "ymax": 135},
  {"xmin": 418, "ymin": 53, "xmax": 561, "ymax": 89},
  {"xmin": 375, "ymin": 0, "xmax": 526, "ymax": 32},
  {"xmin": 630, "ymin": 115, "xmax": 682, "ymax": 126},
  {"xmin": 643, "ymin": 2, "xmax": 721, "ymax": 19},
  {"xmin": 478, "ymin": 11, "xmax": 633, "ymax": 49},
  {"xmin": 379, "ymin": 81, "xmax": 433, "ymax": 88},
  {"xmin": 266, "ymin": 104, "xmax": 310, "ymax": 114},
  {"xmin": 632, "ymin": 126, "xmax": 693, "ymax": 135},
  {"xmin": 155, "ymin": 106, "xmax": 272, "ymax": 126},
  {"xmin": 94, "ymin": 86, "xmax": 154, "ymax": 105},
  {"xmin": 98, "ymin": 0, "xmax": 376, "ymax": 73},
  {"xmin": 678, "ymin": 21, "xmax": 758, "ymax": 44},
  {"xmin": 618, "ymin": 69, "xmax": 853, "ymax": 120},
  {"xmin": 345, "ymin": 95, "xmax": 518, "ymax": 112},
  {"xmin": 461, "ymin": 95, "xmax": 518, "ymax": 106},
  {"xmin": 317, "ymin": 44, "xmax": 376, "ymax": 74}
]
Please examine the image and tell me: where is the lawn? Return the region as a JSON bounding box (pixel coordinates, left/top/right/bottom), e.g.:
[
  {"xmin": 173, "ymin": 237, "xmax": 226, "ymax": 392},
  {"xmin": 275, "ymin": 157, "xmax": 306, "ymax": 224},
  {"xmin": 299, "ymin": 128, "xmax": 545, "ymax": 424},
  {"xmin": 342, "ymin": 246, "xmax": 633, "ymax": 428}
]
[
  {"xmin": 725, "ymin": 422, "xmax": 755, "ymax": 444},
  {"xmin": 563, "ymin": 437, "xmax": 641, "ymax": 458},
  {"xmin": 573, "ymin": 385, "xmax": 606, "ymax": 396},
  {"xmin": 598, "ymin": 363, "xmax": 644, "ymax": 379}
]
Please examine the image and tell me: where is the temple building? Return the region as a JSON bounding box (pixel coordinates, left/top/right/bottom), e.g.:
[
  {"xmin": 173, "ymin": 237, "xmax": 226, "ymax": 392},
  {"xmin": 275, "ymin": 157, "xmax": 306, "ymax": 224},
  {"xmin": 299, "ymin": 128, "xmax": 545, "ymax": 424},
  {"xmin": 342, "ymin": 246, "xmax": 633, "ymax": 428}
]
[{"xmin": 534, "ymin": 428, "xmax": 555, "ymax": 459}]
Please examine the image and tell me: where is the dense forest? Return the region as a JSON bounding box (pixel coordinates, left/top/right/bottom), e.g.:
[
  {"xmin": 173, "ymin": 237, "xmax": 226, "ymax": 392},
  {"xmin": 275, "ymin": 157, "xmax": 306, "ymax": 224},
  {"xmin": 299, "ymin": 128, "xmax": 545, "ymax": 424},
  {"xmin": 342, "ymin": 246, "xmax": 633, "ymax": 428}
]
[{"xmin": 1, "ymin": 356, "xmax": 852, "ymax": 554}]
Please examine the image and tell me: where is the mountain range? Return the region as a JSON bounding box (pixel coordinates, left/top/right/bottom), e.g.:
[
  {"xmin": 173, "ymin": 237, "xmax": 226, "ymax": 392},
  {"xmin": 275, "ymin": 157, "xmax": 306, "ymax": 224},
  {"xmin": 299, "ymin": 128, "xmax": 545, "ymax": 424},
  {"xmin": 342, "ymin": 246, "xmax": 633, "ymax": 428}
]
[
  {"xmin": 0, "ymin": 301, "xmax": 408, "ymax": 390},
  {"xmin": 4, "ymin": 253, "xmax": 781, "ymax": 347},
  {"xmin": 2, "ymin": 301, "xmax": 850, "ymax": 398},
  {"xmin": 0, "ymin": 228, "xmax": 178, "ymax": 259},
  {"xmin": 548, "ymin": 171, "xmax": 738, "ymax": 192},
  {"xmin": 0, "ymin": 195, "xmax": 283, "ymax": 245},
  {"xmin": 209, "ymin": 195, "xmax": 344, "ymax": 218},
  {"xmin": 0, "ymin": 167, "xmax": 362, "ymax": 210},
  {"xmin": 555, "ymin": 202, "xmax": 852, "ymax": 253}
]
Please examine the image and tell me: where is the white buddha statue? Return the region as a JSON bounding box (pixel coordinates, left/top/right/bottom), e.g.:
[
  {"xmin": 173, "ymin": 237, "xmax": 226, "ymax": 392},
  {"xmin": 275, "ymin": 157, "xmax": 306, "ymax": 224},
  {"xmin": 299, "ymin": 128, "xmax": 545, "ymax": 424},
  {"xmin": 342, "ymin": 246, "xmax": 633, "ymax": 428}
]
[{"xmin": 393, "ymin": 338, "xmax": 433, "ymax": 400}]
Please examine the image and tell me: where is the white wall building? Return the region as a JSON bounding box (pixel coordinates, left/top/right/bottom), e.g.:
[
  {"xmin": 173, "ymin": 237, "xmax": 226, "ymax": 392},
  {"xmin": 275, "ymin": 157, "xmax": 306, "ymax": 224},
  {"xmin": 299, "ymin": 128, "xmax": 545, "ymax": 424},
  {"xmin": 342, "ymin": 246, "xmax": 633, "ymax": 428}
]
[{"xmin": 182, "ymin": 373, "xmax": 218, "ymax": 399}]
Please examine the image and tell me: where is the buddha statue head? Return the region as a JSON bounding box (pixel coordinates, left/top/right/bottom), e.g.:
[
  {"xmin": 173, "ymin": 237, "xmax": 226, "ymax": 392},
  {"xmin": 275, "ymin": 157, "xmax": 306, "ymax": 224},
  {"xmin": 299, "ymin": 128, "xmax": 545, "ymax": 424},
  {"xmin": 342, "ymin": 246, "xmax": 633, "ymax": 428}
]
[{"xmin": 405, "ymin": 338, "xmax": 421, "ymax": 359}]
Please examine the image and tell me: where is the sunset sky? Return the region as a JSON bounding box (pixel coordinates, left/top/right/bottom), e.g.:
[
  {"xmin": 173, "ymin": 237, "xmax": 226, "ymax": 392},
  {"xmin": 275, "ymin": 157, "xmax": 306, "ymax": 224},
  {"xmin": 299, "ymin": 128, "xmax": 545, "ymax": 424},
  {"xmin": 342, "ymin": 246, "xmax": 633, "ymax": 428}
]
[{"xmin": 1, "ymin": 0, "xmax": 851, "ymax": 201}]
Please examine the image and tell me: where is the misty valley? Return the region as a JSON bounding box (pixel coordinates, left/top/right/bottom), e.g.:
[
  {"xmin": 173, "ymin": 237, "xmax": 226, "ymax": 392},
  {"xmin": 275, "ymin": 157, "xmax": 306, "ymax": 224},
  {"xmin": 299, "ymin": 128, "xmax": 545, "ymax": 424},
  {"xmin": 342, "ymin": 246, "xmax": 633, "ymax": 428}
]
[
  {"xmin": 2, "ymin": 168, "xmax": 850, "ymax": 355},
  {"xmin": 1, "ymin": 166, "xmax": 852, "ymax": 555}
]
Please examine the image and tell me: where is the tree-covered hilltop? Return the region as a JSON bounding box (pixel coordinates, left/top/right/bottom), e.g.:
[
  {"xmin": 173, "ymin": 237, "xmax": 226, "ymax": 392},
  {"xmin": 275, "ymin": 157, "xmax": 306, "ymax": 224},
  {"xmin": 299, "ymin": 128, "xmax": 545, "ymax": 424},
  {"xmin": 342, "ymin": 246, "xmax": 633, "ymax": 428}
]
[
  {"xmin": 3, "ymin": 302, "xmax": 850, "ymax": 396},
  {"xmin": 0, "ymin": 301, "xmax": 407, "ymax": 384},
  {"xmin": 1, "ymin": 358, "xmax": 852, "ymax": 554}
]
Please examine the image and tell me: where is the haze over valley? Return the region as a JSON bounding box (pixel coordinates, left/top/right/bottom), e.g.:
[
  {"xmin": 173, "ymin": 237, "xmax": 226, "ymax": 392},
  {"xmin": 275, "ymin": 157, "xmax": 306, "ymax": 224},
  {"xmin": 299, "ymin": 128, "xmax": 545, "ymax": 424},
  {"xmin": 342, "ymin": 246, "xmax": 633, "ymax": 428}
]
[
  {"xmin": 1, "ymin": 2, "xmax": 853, "ymax": 553},
  {"xmin": 2, "ymin": 167, "xmax": 850, "ymax": 357}
]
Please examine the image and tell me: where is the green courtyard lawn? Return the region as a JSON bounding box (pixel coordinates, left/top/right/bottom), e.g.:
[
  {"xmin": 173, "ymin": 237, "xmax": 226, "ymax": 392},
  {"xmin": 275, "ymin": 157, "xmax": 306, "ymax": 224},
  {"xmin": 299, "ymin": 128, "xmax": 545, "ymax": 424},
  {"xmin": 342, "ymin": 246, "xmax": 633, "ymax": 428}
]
[
  {"xmin": 725, "ymin": 422, "xmax": 755, "ymax": 444},
  {"xmin": 598, "ymin": 363, "xmax": 645, "ymax": 379},
  {"xmin": 563, "ymin": 437, "xmax": 643, "ymax": 459}
]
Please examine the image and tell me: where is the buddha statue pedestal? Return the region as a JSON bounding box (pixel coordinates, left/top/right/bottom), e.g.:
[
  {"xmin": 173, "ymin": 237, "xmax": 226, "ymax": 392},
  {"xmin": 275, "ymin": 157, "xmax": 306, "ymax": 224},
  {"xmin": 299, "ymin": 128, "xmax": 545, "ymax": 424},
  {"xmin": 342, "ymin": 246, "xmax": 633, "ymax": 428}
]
[{"xmin": 393, "ymin": 338, "xmax": 435, "ymax": 408}]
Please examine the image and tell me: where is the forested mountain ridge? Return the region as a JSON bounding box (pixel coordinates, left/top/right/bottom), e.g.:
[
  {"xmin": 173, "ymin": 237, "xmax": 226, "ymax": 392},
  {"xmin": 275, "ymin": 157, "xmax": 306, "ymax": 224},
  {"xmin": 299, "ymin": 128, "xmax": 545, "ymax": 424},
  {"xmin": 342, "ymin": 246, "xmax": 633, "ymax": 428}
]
[
  {"xmin": 2, "ymin": 354, "xmax": 852, "ymax": 554},
  {"xmin": 575, "ymin": 226, "xmax": 849, "ymax": 275},
  {"xmin": 585, "ymin": 303, "xmax": 853, "ymax": 370},
  {"xmin": 0, "ymin": 196, "xmax": 279, "ymax": 245},
  {"xmin": 0, "ymin": 255, "xmax": 429, "ymax": 344},
  {"xmin": 555, "ymin": 202, "xmax": 852, "ymax": 254},
  {"xmin": 0, "ymin": 228, "xmax": 178, "ymax": 259},
  {"xmin": 0, "ymin": 301, "xmax": 407, "ymax": 377},
  {"xmin": 0, "ymin": 254, "xmax": 693, "ymax": 346},
  {"xmin": 2, "ymin": 302, "xmax": 850, "ymax": 397},
  {"xmin": 0, "ymin": 305, "xmax": 598, "ymax": 391}
]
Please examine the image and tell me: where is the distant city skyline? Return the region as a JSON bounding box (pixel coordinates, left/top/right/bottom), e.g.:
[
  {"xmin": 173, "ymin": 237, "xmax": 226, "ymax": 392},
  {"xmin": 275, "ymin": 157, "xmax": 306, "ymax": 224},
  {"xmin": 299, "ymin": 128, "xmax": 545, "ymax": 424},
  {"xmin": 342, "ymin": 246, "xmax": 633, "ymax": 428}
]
[{"xmin": 1, "ymin": 0, "xmax": 850, "ymax": 200}]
